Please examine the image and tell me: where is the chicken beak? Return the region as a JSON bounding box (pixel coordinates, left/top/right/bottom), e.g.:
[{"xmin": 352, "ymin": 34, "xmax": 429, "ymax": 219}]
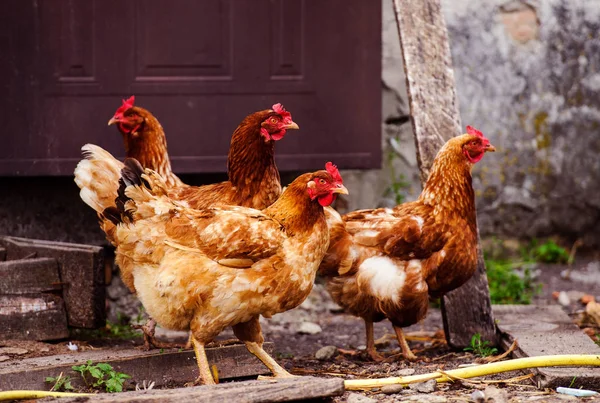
[
  {"xmin": 285, "ymin": 121, "xmax": 300, "ymax": 130},
  {"xmin": 108, "ymin": 117, "xmax": 118, "ymax": 126},
  {"xmin": 485, "ymin": 143, "xmax": 496, "ymax": 152},
  {"xmin": 333, "ymin": 184, "xmax": 349, "ymax": 195}
]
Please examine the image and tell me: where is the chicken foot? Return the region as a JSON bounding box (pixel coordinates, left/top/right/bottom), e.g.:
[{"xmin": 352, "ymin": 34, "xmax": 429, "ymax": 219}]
[
  {"xmin": 337, "ymin": 320, "xmax": 385, "ymax": 361},
  {"xmin": 233, "ymin": 317, "xmax": 295, "ymax": 379},
  {"xmin": 393, "ymin": 325, "xmax": 418, "ymax": 361},
  {"xmin": 246, "ymin": 342, "xmax": 296, "ymax": 378},
  {"xmin": 365, "ymin": 320, "xmax": 385, "ymax": 362},
  {"xmin": 132, "ymin": 318, "xmax": 187, "ymax": 351},
  {"xmin": 189, "ymin": 337, "xmax": 216, "ymax": 386}
]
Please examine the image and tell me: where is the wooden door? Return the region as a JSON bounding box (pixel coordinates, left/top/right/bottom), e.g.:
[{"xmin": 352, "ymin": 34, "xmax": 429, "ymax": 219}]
[{"xmin": 0, "ymin": 0, "xmax": 381, "ymax": 175}]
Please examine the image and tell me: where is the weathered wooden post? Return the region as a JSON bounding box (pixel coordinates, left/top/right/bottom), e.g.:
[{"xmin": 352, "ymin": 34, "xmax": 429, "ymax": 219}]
[{"xmin": 392, "ymin": 0, "xmax": 497, "ymax": 347}]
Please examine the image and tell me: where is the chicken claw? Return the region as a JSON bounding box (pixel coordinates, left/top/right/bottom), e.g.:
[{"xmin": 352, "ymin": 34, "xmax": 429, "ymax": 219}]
[
  {"xmin": 190, "ymin": 337, "xmax": 216, "ymax": 385},
  {"xmin": 245, "ymin": 341, "xmax": 296, "ymax": 378},
  {"xmin": 133, "ymin": 319, "xmax": 186, "ymax": 351},
  {"xmin": 393, "ymin": 326, "xmax": 418, "ymax": 361},
  {"xmin": 365, "ymin": 320, "xmax": 385, "ymax": 362}
]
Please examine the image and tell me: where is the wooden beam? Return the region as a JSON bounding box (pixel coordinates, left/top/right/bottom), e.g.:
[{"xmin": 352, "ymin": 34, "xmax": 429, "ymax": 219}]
[
  {"xmin": 0, "ymin": 256, "xmax": 69, "ymax": 340},
  {"xmin": 0, "ymin": 236, "xmax": 105, "ymax": 328},
  {"xmin": 0, "ymin": 257, "xmax": 62, "ymax": 294},
  {"xmin": 494, "ymin": 305, "xmax": 600, "ymax": 389},
  {"xmin": 393, "ymin": 0, "xmax": 496, "ymax": 348},
  {"xmin": 52, "ymin": 377, "xmax": 345, "ymax": 403},
  {"xmin": 0, "ymin": 343, "xmax": 277, "ymax": 390},
  {"xmin": 0, "ymin": 294, "xmax": 69, "ymax": 340}
]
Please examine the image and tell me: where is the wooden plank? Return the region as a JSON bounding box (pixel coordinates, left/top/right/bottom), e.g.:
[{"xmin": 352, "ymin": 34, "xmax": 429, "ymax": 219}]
[
  {"xmin": 494, "ymin": 305, "xmax": 600, "ymax": 389},
  {"xmin": 0, "ymin": 294, "xmax": 69, "ymax": 340},
  {"xmin": 53, "ymin": 377, "xmax": 345, "ymax": 403},
  {"xmin": 0, "ymin": 236, "xmax": 105, "ymax": 328},
  {"xmin": 393, "ymin": 0, "xmax": 496, "ymax": 348},
  {"xmin": 0, "ymin": 257, "xmax": 62, "ymax": 294},
  {"xmin": 0, "ymin": 343, "xmax": 275, "ymax": 390}
]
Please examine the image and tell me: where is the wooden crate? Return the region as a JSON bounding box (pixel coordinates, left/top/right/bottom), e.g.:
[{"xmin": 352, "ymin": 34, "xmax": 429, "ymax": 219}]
[{"xmin": 0, "ymin": 236, "xmax": 105, "ymax": 340}]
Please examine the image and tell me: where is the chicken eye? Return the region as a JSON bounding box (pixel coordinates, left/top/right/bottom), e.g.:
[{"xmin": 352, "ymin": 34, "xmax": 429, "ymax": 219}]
[
  {"xmin": 270, "ymin": 118, "xmax": 278, "ymax": 124},
  {"xmin": 319, "ymin": 179, "xmax": 326, "ymax": 184}
]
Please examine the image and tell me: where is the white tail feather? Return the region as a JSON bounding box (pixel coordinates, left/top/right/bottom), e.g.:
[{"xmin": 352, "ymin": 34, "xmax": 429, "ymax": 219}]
[{"xmin": 74, "ymin": 144, "xmax": 124, "ymax": 213}]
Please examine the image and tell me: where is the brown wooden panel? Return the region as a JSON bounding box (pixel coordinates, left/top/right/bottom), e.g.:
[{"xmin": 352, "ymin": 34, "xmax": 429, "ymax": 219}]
[
  {"xmin": 270, "ymin": 0, "xmax": 305, "ymax": 79},
  {"xmin": 134, "ymin": 0, "xmax": 232, "ymax": 80},
  {"xmin": 54, "ymin": 1, "xmax": 97, "ymax": 83},
  {"xmin": 0, "ymin": 0, "xmax": 381, "ymax": 176},
  {"xmin": 38, "ymin": 0, "xmax": 104, "ymax": 94}
]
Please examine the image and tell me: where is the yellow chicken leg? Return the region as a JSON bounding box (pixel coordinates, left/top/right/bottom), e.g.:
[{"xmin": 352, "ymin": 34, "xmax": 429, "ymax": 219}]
[
  {"xmin": 393, "ymin": 325, "xmax": 418, "ymax": 361},
  {"xmin": 233, "ymin": 317, "xmax": 295, "ymax": 378},
  {"xmin": 245, "ymin": 341, "xmax": 295, "ymax": 378},
  {"xmin": 191, "ymin": 337, "xmax": 216, "ymax": 385}
]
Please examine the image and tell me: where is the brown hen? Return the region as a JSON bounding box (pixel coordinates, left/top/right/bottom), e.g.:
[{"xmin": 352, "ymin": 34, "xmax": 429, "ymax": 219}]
[
  {"xmin": 90, "ymin": 159, "xmax": 348, "ymax": 384},
  {"xmin": 319, "ymin": 127, "xmax": 495, "ymax": 361}
]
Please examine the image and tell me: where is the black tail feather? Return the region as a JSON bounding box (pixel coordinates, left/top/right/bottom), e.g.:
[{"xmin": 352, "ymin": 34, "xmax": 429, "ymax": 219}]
[
  {"xmin": 102, "ymin": 158, "xmax": 149, "ymax": 224},
  {"xmin": 102, "ymin": 206, "xmax": 122, "ymax": 225}
]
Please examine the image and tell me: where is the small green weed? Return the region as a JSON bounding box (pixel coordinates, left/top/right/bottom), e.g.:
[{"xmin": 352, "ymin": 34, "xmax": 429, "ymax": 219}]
[
  {"xmin": 484, "ymin": 238, "xmax": 547, "ymax": 305},
  {"xmin": 485, "ymin": 257, "xmax": 540, "ymax": 304},
  {"xmin": 105, "ymin": 312, "xmax": 143, "ymax": 340},
  {"xmin": 521, "ymin": 239, "xmax": 569, "ymax": 264},
  {"xmin": 464, "ymin": 333, "xmax": 498, "ymax": 357},
  {"xmin": 45, "ymin": 372, "xmax": 74, "ymax": 392},
  {"xmin": 73, "ymin": 311, "xmax": 143, "ymax": 340},
  {"xmin": 72, "ymin": 360, "xmax": 131, "ymax": 393},
  {"xmin": 387, "ymin": 173, "xmax": 410, "ymax": 205}
]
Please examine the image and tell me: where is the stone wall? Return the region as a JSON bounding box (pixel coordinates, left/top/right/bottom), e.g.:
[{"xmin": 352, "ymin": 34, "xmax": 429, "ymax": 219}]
[{"xmin": 341, "ymin": 0, "xmax": 600, "ymax": 246}]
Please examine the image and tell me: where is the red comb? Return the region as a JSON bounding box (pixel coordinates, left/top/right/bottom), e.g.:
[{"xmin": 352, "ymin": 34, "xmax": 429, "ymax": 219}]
[
  {"xmin": 466, "ymin": 125, "xmax": 484, "ymax": 138},
  {"xmin": 114, "ymin": 96, "xmax": 135, "ymax": 117},
  {"xmin": 325, "ymin": 162, "xmax": 343, "ymax": 184},
  {"xmin": 272, "ymin": 103, "xmax": 293, "ymax": 124},
  {"xmin": 466, "ymin": 125, "xmax": 491, "ymax": 145}
]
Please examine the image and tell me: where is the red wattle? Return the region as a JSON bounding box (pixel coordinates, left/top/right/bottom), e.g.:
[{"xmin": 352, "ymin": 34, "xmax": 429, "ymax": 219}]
[
  {"xmin": 270, "ymin": 130, "xmax": 286, "ymax": 141},
  {"xmin": 465, "ymin": 149, "xmax": 484, "ymax": 163},
  {"xmin": 318, "ymin": 193, "xmax": 337, "ymax": 207}
]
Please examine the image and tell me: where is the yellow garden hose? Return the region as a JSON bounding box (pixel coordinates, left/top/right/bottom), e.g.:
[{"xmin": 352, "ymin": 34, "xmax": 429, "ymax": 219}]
[
  {"xmin": 345, "ymin": 354, "xmax": 600, "ymax": 390},
  {"xmin": 0, "ymin": 390, "xmax": 94, "ymax": 401}
]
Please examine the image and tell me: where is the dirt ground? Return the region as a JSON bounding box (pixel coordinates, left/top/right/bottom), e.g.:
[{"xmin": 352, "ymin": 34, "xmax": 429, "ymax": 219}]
[{"xmin": 2, "ymin": 256, "xmax": 600, "ymax": 402}]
